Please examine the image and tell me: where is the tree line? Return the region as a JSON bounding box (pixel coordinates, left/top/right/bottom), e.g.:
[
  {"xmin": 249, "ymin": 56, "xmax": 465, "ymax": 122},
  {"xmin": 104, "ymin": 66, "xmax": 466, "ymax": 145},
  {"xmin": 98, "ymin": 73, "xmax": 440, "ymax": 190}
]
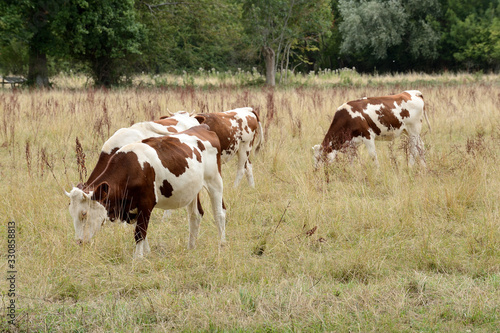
[{"xmin": 1, "ymin": 0, "xmax": 499, "ymax": 87}]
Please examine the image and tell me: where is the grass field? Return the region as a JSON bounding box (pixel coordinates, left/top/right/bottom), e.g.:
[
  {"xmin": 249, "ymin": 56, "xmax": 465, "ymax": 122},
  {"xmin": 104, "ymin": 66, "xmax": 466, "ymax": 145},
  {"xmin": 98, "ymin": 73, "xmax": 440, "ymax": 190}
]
[{"xmin": 1, "ymin": 73, "xmax": 499, "ymax": 331}]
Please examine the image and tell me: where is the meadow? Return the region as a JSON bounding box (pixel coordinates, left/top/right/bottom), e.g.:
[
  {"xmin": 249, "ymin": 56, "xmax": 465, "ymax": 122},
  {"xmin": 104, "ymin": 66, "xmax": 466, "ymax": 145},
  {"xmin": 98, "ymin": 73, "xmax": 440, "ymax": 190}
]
[{"xmin": 0, "ymin": 72, "xmax": 499, "ymax": 331}]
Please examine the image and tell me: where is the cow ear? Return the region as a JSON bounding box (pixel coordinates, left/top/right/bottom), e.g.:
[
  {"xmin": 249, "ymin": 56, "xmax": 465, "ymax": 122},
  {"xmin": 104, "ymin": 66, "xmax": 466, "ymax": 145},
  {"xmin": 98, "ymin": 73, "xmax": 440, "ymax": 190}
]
[
  {"xmin": 91, "ymin": 182, "xmax": 109, "ymax": 201},
  {"xmin": 194, "ymin": 115, "xmax": 206, "ymax": 124}
]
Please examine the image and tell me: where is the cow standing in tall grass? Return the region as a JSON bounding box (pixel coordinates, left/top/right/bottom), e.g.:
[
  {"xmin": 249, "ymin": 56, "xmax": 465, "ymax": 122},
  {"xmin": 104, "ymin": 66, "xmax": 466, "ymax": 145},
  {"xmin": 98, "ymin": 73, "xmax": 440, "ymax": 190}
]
[
  {"xmin": 66, "ymin": 125, "xmax": 226, "ymax": 258},
  {"xmin": 313, "ymin": 90, "xmax": 430, "ymax": 170},
  {"xmin": 194, "ymin": 107, "xmax": 264, "ymax": 187}
]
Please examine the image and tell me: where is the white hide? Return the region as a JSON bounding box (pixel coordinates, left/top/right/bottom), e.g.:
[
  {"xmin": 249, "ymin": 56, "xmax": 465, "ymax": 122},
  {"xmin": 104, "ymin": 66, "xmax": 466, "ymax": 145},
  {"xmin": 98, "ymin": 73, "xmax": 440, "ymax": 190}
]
[{"xmin": 66, "ymin": 187, "xmax": 108, "ymax": 243}]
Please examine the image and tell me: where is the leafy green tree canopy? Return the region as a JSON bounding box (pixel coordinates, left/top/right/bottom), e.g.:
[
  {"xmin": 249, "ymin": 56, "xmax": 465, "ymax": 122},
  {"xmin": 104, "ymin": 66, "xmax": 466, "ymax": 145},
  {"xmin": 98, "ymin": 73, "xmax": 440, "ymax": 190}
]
[
  {"xmin": 57, "ymin": 0, "xmax": 146, "ymax": 86},
  {"xmin": 338, "ymin": 0, "xmax": 441, "ymax": 66}
]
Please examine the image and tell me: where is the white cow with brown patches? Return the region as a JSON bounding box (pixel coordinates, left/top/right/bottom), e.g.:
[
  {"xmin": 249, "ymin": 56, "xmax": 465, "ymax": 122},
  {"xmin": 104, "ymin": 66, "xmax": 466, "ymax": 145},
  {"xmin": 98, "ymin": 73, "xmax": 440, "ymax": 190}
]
[
  {"xmin": 313, "ymin": 90, "xmax": 430, "ymax": 169},
  {"xmin": 194, "ymin": 107, "xmax": 264, "ymax": 187},
  {"xmin": 66, "ymin": 125, "xmax": 226, "ymax": 258}
]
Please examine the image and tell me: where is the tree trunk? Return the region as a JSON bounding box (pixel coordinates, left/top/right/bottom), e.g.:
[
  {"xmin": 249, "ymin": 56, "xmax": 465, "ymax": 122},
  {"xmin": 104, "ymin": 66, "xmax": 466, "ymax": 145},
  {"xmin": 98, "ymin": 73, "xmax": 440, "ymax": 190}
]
[
  {"xmin": 92, "ymin": 57, "xmax": 119, "ymax": 87},
  {"xmin": 27, "ymin": 47, "xmax": 50, "ymax": 88},
  {"xmin": 262, "ymin": 46, "xmax": 276, "ymax": 86}
]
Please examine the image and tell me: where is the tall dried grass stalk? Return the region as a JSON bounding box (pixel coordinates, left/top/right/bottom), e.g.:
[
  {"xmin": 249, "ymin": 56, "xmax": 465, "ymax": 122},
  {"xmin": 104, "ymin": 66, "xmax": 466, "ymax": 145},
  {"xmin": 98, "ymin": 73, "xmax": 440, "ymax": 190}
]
[{"xmin": 75, "ymin": 137, "xmax": 87, "ymax": 183}]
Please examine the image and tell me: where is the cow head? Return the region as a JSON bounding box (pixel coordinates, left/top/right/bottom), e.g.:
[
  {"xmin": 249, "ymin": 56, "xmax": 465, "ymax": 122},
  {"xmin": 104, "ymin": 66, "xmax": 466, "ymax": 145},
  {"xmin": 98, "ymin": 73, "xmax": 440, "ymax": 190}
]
[
  {"xmin": 66, "ymin": 186, "xmax": 108, "ymax": 244},
  {"xmin": 89, "ymin": 182, "xmax": 138, "ymax": 224},
  {"xmin": 312, "ymin": 144, "xmax": 336, "ymax": 170}
]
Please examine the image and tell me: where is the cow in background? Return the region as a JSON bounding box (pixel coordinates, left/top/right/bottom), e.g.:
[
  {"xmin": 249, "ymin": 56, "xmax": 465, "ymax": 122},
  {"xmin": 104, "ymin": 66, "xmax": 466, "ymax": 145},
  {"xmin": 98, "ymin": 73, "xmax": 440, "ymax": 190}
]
[
  {"xmin": 194, "ymin": 107, "xmax": 263, "ymax": 187},
  {"xmin": 66, "ymin": 125, "xmax": 226, "ymax": 258},
  {"xmin": 313, "ymin": 90, "xmax": 430, "ymax": 169}
]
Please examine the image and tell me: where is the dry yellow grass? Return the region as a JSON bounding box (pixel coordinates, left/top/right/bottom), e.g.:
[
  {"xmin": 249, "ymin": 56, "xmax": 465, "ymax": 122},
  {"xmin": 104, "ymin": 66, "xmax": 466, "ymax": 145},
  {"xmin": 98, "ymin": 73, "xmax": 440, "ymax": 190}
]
[{"xmin": 0, "ymin": 73, "xmax": 499, "ymax": 331}]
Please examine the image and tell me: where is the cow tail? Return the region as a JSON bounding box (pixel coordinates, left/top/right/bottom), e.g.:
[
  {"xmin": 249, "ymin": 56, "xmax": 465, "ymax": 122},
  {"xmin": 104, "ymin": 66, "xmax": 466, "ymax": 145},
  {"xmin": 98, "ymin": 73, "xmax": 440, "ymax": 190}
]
[
  {"xmin": 423, "ymin": 105, "xmax": 431, "ymax": 134},
  {"xmin": 252, "ymin": 111, "xmax": 264, "ymax": 154},
  {"xmin": 416, "ymin": 91, "xmax": 431, "ymax": 134}
]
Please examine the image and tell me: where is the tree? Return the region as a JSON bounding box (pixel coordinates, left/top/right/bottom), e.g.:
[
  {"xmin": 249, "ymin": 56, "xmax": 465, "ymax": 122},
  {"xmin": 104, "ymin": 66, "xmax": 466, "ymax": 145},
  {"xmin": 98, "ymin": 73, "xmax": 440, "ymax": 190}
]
[
  {"xmin": 444, "ymin": 0, "xmax": 500, "ymax": 71},
  {"xmin": 57, "ymin": 0, "xmax": 145, "ymax": 86},
  {"xmin": 241, "ymin": 0, "xmax": 332, "ymax": 86},
  {"xmin": 135, "ymin": 0, "xmax": 244, "ymax": 73},
  {"xmin": 338, "ymin": 0, "xmax": 441, "ymax": 71},
  {"xmin": 0, "ymin": 0, "xmax": 63, "ymax": 87}
]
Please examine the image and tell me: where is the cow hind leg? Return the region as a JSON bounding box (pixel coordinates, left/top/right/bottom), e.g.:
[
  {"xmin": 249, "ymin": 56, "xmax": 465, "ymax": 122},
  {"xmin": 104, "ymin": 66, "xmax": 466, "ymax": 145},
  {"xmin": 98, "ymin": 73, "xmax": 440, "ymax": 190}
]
[
  {"xmin": 417, "ymin": 136, "xmax": 427, "ymax": 167},
  {"xmin": 234, "ymin": 143, "xmax": 252, "ymax": 187},
  {"xmin": 206, "ymin": 177, "xmax": 227, "ymax": 246},
  {"xmin": 186, "ymin": 195, "xmax": 203, "ymax": 249},
  {"xmin": 244, "ymin": 158, "xmax": 255, "ymax": 188},
  {"xmin": 408, "ymin": 135, "xmax": 426, "ymax": 167}
]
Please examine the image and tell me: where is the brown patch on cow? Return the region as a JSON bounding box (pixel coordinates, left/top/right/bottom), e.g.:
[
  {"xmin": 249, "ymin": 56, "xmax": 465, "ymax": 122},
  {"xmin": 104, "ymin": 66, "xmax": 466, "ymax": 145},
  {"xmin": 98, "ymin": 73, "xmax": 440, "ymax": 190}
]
[
  {"xmin": 85, "ymin": 147, "xmax": 120, "ymax": 186},
  {"xmin": 375, "ymin": 107, "xmax": 403, "ymax": 130},
  {"xmin": 88, "ymin": 152, "xmax": 157, "ymax": 231},
  {"xmin": 322, "ymin": 108, "xmax": 372, "ymax": 152},
  {"xmin": 142, "ymin": 136, "xmax": 194, "ymax": 177},
  {"xmin": 197, "ymin": 141, "xmax": 205, "ymax": 152},
  {"xmin": 154, "ymin": 118, "xmax": 179, "ymax": 126},
  {"xmin": 160, "ymin": 179, "xmax": 174, "ymax": 198},
  {"xmin": 400, "ymin": 110, "xmax": 410, "ymax": 118},
  {"xmin": 193, "ymin": 148, "xmax": 202, "ymax": 162}
]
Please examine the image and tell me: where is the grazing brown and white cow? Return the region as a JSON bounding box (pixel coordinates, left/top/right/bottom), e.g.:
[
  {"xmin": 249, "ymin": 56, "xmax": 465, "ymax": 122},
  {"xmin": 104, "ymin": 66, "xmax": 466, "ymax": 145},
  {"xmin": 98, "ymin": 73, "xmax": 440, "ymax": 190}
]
[
  {"xmin": 194, "ymin": 107, "xmax": 263, "ymax": 187},
  {"xmin": 66, "ymin": 125, "xmax": 226, "ymax": 258},
  {"xmin": 313, "ymin": 90, "xmax": 429, "ymax": 169},
  {"xmin": 84, "ymin": 111, "xmax": 200, "ymax": 186}
]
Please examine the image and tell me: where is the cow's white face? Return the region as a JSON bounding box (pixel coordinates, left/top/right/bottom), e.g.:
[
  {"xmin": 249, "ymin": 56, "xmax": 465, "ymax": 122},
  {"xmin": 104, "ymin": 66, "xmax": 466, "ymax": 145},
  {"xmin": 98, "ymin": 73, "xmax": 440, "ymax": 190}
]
[
  {"xmin": 66, "ymin": 187, "xmax": 108, "ymax": 244},
  {"xmin": 312, "ymin": 144, "xmax": 336, "ymax": 169}
]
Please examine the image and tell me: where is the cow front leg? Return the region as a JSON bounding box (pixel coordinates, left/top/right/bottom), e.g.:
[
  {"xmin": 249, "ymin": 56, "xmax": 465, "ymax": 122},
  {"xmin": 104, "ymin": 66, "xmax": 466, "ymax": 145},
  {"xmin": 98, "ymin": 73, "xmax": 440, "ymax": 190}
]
[
  {"xmin": 134, "ymin": 238, "xmax": 150, "ymax": 259},
  {"xmin": 363, "ymin": 139, "xmax": 379, "ymax": 167},
  {"xmin": 133, "ymin": 210, "xmax": 151, "ymax": 259},
  {"xmin": 187, "ymin": 194, "xmax": 203, "ymax": 249}
]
